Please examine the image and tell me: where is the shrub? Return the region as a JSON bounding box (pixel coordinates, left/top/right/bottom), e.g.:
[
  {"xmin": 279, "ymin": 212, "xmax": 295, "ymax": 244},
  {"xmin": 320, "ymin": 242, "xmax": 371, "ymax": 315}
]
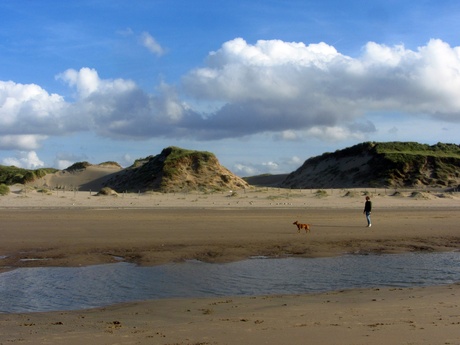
[
  {"xmin": 315, "ymin": 189, "xmax": 328, "ymax": 198},
  {"xmin": 37, "ymin": 188, "xmax": 51, "ymax": 195},
  {"xmin": 0, "ymin": 184, "xmax": 9, "ymax": 196},
  {"xmin": 97, "ymin": 187, "xmax": 117, "ymax": 196},
  {"xmin": 23, "ymin": 171, "xmax": 36, "ymax": 182}
]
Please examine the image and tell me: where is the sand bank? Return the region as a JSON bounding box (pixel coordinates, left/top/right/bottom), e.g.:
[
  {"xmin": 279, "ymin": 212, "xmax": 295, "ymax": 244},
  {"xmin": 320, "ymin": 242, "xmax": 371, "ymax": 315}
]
[{"xmin": 0, "ymin": 284, "xmax": 459, "ymax": 344}]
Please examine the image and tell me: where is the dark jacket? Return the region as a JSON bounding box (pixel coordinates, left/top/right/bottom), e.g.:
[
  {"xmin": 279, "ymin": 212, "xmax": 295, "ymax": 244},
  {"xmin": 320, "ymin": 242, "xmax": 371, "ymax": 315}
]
[{"xmin": 364, "ymin": 200, "xmax": 372, "ymax": 213}]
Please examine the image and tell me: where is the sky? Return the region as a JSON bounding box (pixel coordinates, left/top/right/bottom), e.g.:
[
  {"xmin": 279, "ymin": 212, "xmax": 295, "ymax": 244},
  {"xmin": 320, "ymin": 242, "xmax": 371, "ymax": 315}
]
[{"xmin": 1, "ymin": 0, "xmax": 460, "ymax": 176}]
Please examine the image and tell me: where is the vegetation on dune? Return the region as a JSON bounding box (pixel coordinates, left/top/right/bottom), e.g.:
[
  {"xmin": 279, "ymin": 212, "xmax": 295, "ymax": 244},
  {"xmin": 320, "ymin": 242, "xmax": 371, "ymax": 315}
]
[
  {"xmin": 36, "ymin": 187, "xmax": 52, "ymax": 195},
  {"xmin": 321, "ymin": 142, "xmax": 460, "ymax": 160},
  {"xmin": 97, "ymin": 161, "xmax": 122, "ymax": 168},
  {"xmin": 0, "ymin": 160, "xmax": 121, "ymax": 188},
  {"xmin": 0, "ymin": 165, "xmax": 58, "ymax": 185},
  {"xmin": 104, "ymin": 146, "xmax": 248, "ymax": 193},
  {"xmin": 64, "ymin": 161, "xmax": 92, "ymax": 171},
  {"xmin": 315, "ymin": 189, "xmax": 328, "ymax": 198},
  {"xmin": 163, "ymin": 146, "xmax": 214, "ymax": 162},
  {"xmin": 369, "ymin": 142, "xmax": 460, "ymax": 187},
  {"xmin": 162, "ymin": 146, "xmax": 215, "ymax": 179},
  {"xmin": 282, "ymin": 141, "xmax": 460, "ymax": 189},
  {"xmin": 0, "ymin": 183, "xmax": 10, "ymax": 196},
  {"xmin": 373, "ymin": 142, "xmax": 460, "ymax": 158}
]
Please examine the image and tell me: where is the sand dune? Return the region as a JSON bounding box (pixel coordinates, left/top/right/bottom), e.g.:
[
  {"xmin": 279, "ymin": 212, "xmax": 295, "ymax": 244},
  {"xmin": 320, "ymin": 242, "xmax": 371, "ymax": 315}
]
[{"xmin": 29, "ymin": 164, "xmax": 122, "ymax": 191}]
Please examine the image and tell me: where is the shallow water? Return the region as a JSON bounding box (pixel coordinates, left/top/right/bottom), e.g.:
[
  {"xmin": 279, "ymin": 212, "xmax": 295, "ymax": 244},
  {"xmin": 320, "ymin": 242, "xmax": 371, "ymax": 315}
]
[{"xmin": 0, "ymin": 252, "xmax": 458, "ymax": 313}]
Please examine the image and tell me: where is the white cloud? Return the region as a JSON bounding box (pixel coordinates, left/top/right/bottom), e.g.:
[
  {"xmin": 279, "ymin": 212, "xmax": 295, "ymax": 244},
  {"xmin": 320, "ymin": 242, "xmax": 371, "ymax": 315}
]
[
  {"xmin": 233, "ymin": 163, "xmax": 258, "ymax": 176},
  {"xmin": 2, "ymin": 151, "xmax": 44, "ymax": 169},
  {"xmin": 288, "ymin": 156, "xmax": 302, "ymax": 166},
  {"xmin": 262, "ymin": 161, "xmax": 279, "ymax": 170},
  {"xmin": 140, "ymin": 32, "xmax": 165, "ymax": 56},
  {"xmin": 0, "ymin": 81, "xmax": 66, "ymax": 134},
  {"xmin": 2, "ymin": 38, "xmax": 460, "ymax": 154},
  {"xmin": 182, "ymin": 38, "xmax": 460, "ymax": 139},
  {"xmin": 233, "ymin": 156, "xmax": 300, "ymax": 176},
  {"xmin": 57, "ymin": 67, "xmax": 137, "ymax": 99},
  {"xmin": 276, "ymin": 130, "xmax": 299, "ymax": 141},
  {"xmin": 305, "ymin": 126, "xmax": 365, "ymax": 142},
  {"xmin": 57, "ymin": 67, "xmax": 100, "ymax": 98},
  {"xmin": 0, "ymin": 135, "xmax": 47, "ymax": 150},
  {"xmin": 55, "ymin": 159, "xmax": 74, "ymax": 170},
  {"xmin": 55, "ymin": 68, "xmax": 188, "ymax": 139}
]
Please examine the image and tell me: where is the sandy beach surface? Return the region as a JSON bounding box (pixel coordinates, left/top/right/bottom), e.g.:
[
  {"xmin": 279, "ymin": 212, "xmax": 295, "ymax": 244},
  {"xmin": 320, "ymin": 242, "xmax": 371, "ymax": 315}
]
[{"xmin": 0, "ymin": 186, "xmax": 459, "ymax": 344}]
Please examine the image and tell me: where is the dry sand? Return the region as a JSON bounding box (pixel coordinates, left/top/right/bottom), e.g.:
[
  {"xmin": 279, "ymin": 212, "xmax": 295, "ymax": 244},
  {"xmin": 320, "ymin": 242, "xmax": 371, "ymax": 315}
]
[{"xmin": 0, "ymin": 185, "xmax": 459, "ymax": 344}]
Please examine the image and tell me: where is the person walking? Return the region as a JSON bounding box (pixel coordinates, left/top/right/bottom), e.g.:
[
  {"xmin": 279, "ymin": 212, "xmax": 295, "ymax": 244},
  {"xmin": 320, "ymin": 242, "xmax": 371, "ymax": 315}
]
[{"xmin": 363, "ymin": 196, "xmax": 372, "ymax": 227}]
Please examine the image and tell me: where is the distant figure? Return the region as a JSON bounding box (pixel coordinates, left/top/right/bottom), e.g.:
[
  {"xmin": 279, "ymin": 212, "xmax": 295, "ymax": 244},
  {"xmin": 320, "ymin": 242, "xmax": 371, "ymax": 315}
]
[{"xmin": 363, "ymin": 196, "xmax": 372, "ymax": 227}]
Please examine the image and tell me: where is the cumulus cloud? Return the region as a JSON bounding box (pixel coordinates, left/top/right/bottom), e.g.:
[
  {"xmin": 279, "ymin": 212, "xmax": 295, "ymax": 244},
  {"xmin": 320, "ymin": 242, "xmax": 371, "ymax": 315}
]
[
  {"xmin": 182, "ymin": 38, "xmax": 460, "ymax": 138},
  {"xmin": 0, "ymin": 80, "xmax": 67, "ymax": 135},
  {"xmin": 57, "ymin": 67, "xmax": 137, "ymax": 99},
  {"xmin": 1, "ymin": 38, "xmax": 460, "ymax": 154},
  {"xmin": 55, "ymin": 68, "xmax": 189, "ymax": 139},
  {"xmin": 2, "ymin": 151, "xmax": 44, "ymax": 169}
]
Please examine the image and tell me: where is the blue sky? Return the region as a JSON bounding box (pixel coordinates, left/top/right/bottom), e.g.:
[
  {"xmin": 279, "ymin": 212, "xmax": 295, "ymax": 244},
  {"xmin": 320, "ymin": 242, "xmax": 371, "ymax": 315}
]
[{"xmin": 1, "ymin": 0, "xmax": 460, "ymax": 176}]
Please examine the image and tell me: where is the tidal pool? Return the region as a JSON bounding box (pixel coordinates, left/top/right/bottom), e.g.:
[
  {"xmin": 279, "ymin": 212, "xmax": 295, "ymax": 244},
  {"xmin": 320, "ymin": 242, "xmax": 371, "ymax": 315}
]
[{"xmin": 0, "ymin": 252, "xmax": 458, "ymax": 313}]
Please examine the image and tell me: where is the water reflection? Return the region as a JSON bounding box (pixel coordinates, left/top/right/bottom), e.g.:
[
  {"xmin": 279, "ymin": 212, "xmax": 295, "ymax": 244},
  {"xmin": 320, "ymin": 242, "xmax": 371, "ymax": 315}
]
[{"xmin": 0, "ymin": 252, "xmax": 458, "ymax": 313}]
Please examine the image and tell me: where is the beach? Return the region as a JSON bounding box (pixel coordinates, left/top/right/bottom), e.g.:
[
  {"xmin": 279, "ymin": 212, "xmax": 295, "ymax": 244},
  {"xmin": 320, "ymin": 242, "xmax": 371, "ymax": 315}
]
[{"xmin": 0, "ymin": 186, "xmax": 459, "ymax": 344}]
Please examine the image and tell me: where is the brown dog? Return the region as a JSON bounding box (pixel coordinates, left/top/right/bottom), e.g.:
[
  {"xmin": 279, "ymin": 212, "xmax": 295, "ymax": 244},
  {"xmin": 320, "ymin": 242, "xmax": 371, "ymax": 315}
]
[{"xmin": 293, "ymin": 221, "xmax": 311, "ymax": 233}]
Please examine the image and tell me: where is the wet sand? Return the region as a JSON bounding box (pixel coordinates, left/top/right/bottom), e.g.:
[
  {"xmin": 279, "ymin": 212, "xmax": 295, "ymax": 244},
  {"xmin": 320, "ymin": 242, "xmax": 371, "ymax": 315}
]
[{"xmin": 1, "ymin": 284, "xmax": 459, "ymax": 345}]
